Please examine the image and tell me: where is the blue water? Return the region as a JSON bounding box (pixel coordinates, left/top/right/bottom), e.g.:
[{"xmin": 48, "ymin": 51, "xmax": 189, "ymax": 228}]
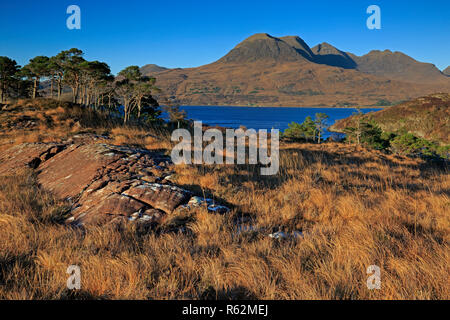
[{"xmin": 167, "ymin": 106, "xmax": 382, "ymax": 139}]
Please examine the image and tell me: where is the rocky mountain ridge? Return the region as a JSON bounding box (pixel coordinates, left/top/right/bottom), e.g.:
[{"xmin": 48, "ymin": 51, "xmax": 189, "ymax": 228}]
[{"xmin": 141, "ymin": 33, "xmax": 449, "ymax": 107}]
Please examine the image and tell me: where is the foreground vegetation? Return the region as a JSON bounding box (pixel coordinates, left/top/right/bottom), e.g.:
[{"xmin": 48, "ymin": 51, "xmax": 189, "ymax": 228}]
[
  {"xmin": 0, "ymin": 99, "xmax": 448, "ymax": 299},
  {"xmin": 284, "ymin": 109, "xmax": 449, "ymax": 160},
  {"xmin": 331, "ymin": 93, "xmax": 450, "ymax": 147}
]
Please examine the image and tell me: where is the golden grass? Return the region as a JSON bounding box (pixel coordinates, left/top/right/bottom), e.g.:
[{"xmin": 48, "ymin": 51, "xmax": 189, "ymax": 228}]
[
  {"xmin": 0, "ymin": 99, "xmax": 448, "ymax": 300},
  {"xmin": 0, "ymin": 98, "xmax": 172, "ymax": 153},
  {"xmin": 1, "ymin": 144, "xmax": 448, "ymax": 299}
]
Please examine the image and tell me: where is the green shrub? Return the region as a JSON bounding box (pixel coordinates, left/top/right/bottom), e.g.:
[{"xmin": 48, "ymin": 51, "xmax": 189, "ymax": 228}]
[
  {"xmin": 344, "ymin": 120, "xmax": 389, "ymax": 149},
  {"xmin": 344, "ymin": 119, "xmax": 449, "ymax": 160},
  {"xmin": 391, "ymin": 133, "xmax": 438, "ymax": 157},
  {"xmin": 283, "ymin": 116, "xmax": 316, "ymax": 141}
]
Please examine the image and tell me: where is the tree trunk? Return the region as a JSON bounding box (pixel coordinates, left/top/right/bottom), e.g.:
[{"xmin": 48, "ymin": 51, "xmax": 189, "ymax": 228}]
[
  {"xmin": 73, "ymin": 84, "xmax": 79, "ymax": 104},
  {"xmin": 32, "ymin": 78, "xmax": 38, "ymax": 99},
  {"xmin": 357, "ymin": 121, "xmax": 361, "ymax": 145},
  {"xmin": 50, "ymin": 78, "xmax": 54, "ymax": 98},
  {"xmin": 57, "ymin": 78, "xmax": 62, "ymax": 100},
  {"xmin": 71, "ymin": 87, "xmax": 76, "ymax": 103},
  {"xmin": 123, "ymin": 102, "xmax": 128, "ymax": 124}
]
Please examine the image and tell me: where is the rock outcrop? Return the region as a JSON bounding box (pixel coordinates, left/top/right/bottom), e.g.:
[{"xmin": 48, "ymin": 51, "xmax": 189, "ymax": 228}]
[{"xmin": 0, "ymin": 139, "xmax": 229, "ymax": 227}]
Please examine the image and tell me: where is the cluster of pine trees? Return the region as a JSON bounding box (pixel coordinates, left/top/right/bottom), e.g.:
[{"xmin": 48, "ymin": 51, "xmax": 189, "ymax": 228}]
[
  {"xmin": 283, "ymin": 113, "xmax": 330, "ymax": 143},
  {"xmin": 0, "ymin": 49, "xmax": 160, "ymax": 123}
]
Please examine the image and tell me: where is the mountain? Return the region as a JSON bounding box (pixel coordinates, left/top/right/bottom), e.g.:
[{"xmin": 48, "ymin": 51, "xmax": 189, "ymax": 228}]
[
  {"xmin": 330, "ymin": 93, "xmax": 450, "ymax": 145},
  {"xmin": 279, "ymin": 36, "xmax": 315, "ymax": 61},
  {"xmin": 150, "ymin": 33, "xmax": 450, "ymax": 107},
  {"xmin": 311, "ymin": 42, "xmax": 356, "ymax": 69},
  {"xmin": 444, "ymin": 66, "xmax": 450, "ymax": 76},
  {"xmin": 140, "ymin": 64, "xmax": 169, "ymax": 76},
  {"xmin": 311, "ymin": 43, "xmax": 447, "ymax": 83},
  {"xmin": 218, "ymin": 33, "xmax": 309, "ymax": 63},
  {"xmin": 350, "ymin": 50, "xmax": 447, "ymax": 83}
]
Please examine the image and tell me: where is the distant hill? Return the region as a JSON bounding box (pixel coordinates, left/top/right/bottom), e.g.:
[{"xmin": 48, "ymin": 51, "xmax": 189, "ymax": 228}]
[
  {"xmin": 330, "ymin": 93, "xmax": 450, "ymax": 145},
  {"xmin": 312, "ymin": 42, "xmax": 356, "ymax": 69},
  {"xmin": 349, "ymin": 50, "xmax": 447, "ymax": 84},
  {"xmin": 149, "ymin": 33, "xmax": 450, "ymax": 107},
  {"xmin": 444, "ymin": 66, "xmax": 450, "ymax": 76},
  {"xmin": 311, "ymin": 44, "xmax": 448, "ymax": 84},
  {"xmin": 140, "ymin": 64, "xmax": 169, "ymax": 76}
]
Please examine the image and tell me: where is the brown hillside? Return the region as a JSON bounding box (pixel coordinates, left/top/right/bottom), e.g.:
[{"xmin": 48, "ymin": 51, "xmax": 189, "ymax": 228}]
[
  {"xmin": 350, "ymin": 50, "xmax": 448, "ymax": 84},
  {"xmin": 154, "ymin": 61, "xmax": 449, "ymax": 107},
  {"xmin": 279, "ymin": 35, "xmax": 315, "ymax": 60},
  {"xmin": 151, "ymin": 34, "xmax": 450, "ymax": 106},
  {"xmin": 443, "ymin": 66, "xmax": 450, "ymax": 76},
  {"xmin": 312, "ymin": 42, "xmax": 357, "ymax": 69},
  {"xmin": 140, "ymin": 64, "xmax": 169, "ymax": 76},
  {"xmin": 330, "ymin": 93, "xmax": 450, "ymax": 144},
  {"xmin": 217, "ymin": 33, "xmax": 308, "ymax": 63}
]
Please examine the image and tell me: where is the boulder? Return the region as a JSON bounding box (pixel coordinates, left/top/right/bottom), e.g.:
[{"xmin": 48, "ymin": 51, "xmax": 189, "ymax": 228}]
[{"xmin": 0, "ymin": 140, "xmax": 229, "ymax": 228}]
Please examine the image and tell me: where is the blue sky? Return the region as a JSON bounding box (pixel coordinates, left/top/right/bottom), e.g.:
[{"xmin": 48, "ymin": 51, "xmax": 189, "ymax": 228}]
[{"xmin": 1, "ymin": 0, "xmax": 449, "ymax": 74}]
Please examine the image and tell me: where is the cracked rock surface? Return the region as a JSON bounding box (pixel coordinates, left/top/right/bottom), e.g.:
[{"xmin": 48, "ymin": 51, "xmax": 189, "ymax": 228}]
[{"xmin": 0, "ymin": 140, "xmax": 229, "ymax": 227}]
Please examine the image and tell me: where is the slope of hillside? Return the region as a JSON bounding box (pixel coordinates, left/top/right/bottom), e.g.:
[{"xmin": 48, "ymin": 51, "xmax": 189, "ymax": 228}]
[
  {"xmin": 150, "ymin": 33, "xmax": 450, "ymax": 107},
  {"xmin": 217, "ymin": 33, "xmax": 308, "ymax": 63},
  {"xmin": 140, "ymin": 64, "xmax": 169, "ymax": 76},
  {"xmin": 312, "ymin": 42, "xmax": 356, "ymax": 69},
  {"xmin": 444, "ymin": 66, "xmax": 450, "ymax": 76},
  {"xmin": 279, "ymin": 35, "xmax": 315, "ymax": 61},
  {"xmin": 312, "ymin": 43, "xmax": 448, "ymax": 84},
  {"xmin": 351, "ymin": 50, "xmax": 447, "ymax": 84},
  {"xmin": 330, "ymin": 93, "xmax": 450, "ymax": 144}
]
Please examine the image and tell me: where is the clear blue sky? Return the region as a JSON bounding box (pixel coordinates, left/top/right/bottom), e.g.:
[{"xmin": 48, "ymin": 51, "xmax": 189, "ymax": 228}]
[{"xmin": 1, "ymin": 0, "xmax": 449, "ymax": 74}]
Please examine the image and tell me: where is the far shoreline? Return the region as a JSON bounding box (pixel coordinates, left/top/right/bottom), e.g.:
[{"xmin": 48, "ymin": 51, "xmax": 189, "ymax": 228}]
[{"xmin": 166, "ymin": 105, "xmax": 387, "ymax": 109}]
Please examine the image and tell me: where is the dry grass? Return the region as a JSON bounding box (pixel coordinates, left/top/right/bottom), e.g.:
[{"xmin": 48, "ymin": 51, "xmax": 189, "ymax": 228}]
[
  {"xmin": 0, "ymin": 99, "xmax": 449, "ymax": 300},
  {"xmin": 0, "ymin": 98, "xmax": 172, "ymax": 153},
  {"xmin": 1, "ymin": 147, "xmax": 448, "ymax": 299}
]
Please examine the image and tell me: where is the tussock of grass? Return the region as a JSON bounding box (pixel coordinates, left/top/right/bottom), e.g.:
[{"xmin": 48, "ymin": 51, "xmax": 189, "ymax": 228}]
[{"xmin": 0, "ymin": 98, "xmax": 172, "ymax": 153}]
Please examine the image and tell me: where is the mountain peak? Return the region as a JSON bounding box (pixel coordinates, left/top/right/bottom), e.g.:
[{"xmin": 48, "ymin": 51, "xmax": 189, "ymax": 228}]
[
  {"xmin": 140, "ymin": 64, "xmax": 168, "ymax": 76},
  {"xmin": 243, "ymin": 33, "xmax": 274, "ymax": 40},
  {"xmin": 311, "ymin": 42, "xmax": 356, "ymax": 69},
  {"xmin": 219, "ymin": 33, "xmax": 308, "ymax": 63},
  {"xmin": 313, "ymin": 42, "xmax": 342, "ymax": 55},
  {"xmin": 366, "ymin": 49, "xmax": 395, "ymax": 56},
  {"xmin": 234, "ymin": 33, "xmax": 281, "ymax": 47},
  {"xmin": 443, "ymin": 66, "xmax": 450, "ymax": 76},
  {"xmin": 352, "ymin": 49, "xmax": 446, "ymax": 83}
]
